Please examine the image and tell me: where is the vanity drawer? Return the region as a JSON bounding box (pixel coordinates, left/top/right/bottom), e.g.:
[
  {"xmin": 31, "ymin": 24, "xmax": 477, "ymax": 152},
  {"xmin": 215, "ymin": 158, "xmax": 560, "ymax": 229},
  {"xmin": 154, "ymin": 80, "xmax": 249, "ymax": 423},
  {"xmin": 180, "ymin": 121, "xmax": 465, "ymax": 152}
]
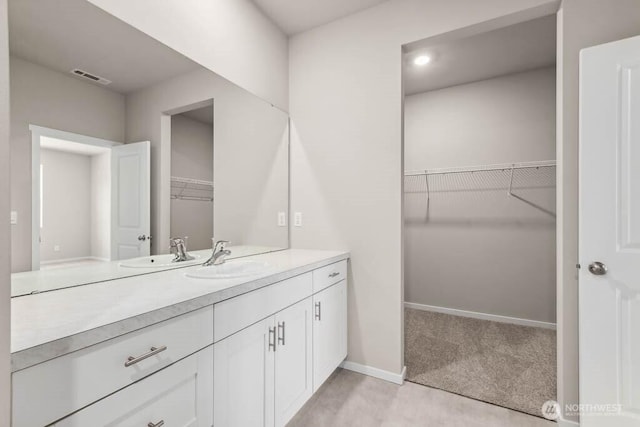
[
  {"xmin": 13, "ymin": 306, "xmax": 213, "ymax": 427},
  {"xmin": 313, "ymin": 260, "xmax": 347, "ymax": 293},
  {"xmin": 54, "ymin": 345, "xmax": 213, "ymax": 427},
  {"xmin": 214, "ymin": 272, "xmax": 312, "ymax": 342}
]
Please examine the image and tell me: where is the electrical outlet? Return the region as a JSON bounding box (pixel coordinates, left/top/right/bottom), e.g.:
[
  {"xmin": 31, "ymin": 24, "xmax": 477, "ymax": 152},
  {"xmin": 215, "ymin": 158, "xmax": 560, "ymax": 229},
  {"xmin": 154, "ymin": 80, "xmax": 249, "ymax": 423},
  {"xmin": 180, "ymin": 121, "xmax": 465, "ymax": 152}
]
[
  {"xmin": 277, "ymin": 212, "xmax": 287, "ymax": 227},
  {"xmin": 294, "ymin": 212, "xmax": 302, "ymax": 227},
  {"xmin": 10, "ymin": 211, "xmax": 17, "ymax": 225},
  {"xmin": 54, "ymin": 245, "xmax": 61, "ymax": 252}
]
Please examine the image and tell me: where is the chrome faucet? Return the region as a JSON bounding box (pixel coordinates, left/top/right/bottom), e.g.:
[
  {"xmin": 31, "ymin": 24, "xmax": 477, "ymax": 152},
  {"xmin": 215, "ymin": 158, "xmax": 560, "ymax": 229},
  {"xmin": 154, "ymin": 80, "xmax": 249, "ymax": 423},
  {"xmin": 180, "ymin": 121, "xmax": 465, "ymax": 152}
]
[
  {"xmin": 204, "ymin": 239, "xmax": 231, "ymax": 266},
  {"xmin": 169, "ymin": 237, "xmax": 194, "ymax": 262}
]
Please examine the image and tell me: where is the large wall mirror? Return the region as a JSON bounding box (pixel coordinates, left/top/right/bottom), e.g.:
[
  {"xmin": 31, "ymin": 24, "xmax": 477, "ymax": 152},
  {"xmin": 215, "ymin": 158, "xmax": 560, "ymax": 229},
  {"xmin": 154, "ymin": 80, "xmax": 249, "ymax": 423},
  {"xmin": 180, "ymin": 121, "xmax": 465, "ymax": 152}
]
[{"xmin": 10, "ymin": 0, "xmax": 290, "ymax": 297}]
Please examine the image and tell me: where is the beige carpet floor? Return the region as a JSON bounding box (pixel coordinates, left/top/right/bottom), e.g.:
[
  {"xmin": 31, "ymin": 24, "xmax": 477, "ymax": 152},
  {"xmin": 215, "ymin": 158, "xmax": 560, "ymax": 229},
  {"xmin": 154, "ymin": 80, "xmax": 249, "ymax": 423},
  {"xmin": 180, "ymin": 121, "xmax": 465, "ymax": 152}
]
[{"xmin": 405, "ymin": 308, "xmax": 556, "ymax": 418}]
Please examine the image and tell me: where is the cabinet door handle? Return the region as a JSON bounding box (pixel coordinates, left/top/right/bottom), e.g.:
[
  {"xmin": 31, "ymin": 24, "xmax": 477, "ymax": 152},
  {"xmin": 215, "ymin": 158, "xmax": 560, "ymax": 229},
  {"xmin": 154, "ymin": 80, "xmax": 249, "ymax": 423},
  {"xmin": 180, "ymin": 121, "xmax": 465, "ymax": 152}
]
[
  {"xmin": 315, "ymin": 302, "xmax": 321, "ymax": 321},
  {"xmin": 278, "ymin": 321, "xmax": 285, "ymax": 346},
  {"xmin": 124, "ymin": 345, "xmax": 167, "ymax": 367},
  {"xmin": 148, "ymin": 421, "xmax": 165, "ymax": 427},
  {"xmin": 329, "ymin": 272, "xmax": 340, "ymax": 278},
  {"xmin": 268, "ymin": 326, "xmax": 276, "ymax": 352}
]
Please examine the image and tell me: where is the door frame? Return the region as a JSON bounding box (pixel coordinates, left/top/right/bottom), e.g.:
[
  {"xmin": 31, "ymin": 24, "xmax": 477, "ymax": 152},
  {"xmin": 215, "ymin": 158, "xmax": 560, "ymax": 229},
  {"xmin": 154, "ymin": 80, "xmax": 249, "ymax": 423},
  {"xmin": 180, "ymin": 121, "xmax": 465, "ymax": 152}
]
[
  {"xmin": 29, "ymin": 125, "xmax": 121, "ymax": 270},
  {"xmin": 400, "ymin": 4, "xmax": 561, "ymax": 418},
  {"xmin": 160, "ymin": 98, "xmax": 214, "ymax": 253}
]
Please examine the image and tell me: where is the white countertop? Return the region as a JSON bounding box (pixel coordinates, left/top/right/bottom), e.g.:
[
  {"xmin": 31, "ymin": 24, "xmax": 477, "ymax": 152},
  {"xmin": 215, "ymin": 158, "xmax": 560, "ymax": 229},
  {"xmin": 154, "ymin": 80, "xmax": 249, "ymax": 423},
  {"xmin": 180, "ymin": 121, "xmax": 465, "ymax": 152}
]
[{"xmin": 11, "ymin": 248, "xmax": 349, "ymax": 372}]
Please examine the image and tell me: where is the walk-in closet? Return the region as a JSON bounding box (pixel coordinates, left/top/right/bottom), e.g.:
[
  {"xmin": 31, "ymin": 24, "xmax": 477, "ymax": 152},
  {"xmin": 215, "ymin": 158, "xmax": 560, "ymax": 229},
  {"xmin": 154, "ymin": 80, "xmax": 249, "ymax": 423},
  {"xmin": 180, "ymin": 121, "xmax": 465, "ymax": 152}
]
[{"xmin": 403, "ymin": 15, "xmax": 557, "ymax": 418}]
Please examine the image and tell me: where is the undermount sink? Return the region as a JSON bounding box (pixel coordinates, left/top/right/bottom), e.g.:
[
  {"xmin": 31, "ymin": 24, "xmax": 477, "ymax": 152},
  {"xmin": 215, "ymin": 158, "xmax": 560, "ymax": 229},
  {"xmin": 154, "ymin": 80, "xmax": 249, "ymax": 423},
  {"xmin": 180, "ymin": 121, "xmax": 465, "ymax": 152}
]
[
  {"xmin": 120, "ymin": 254, "xmax": 202, "ymax": 268},
  {"xmin": 186, "ymin": 260, "xmax": 270, "ymax": 279}
]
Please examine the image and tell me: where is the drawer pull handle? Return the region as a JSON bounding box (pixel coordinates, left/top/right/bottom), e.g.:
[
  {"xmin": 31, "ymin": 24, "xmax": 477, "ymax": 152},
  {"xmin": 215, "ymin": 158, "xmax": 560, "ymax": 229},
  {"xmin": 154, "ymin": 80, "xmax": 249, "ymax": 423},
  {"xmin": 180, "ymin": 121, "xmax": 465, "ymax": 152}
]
[
  {"xmin": 148, "ymin": 421, "xmax": 165, "ymax": 427},
  {"xmin": 278, "ymin": 321, "xmax": 286, "ymax": 346},
  {"xmin": 315, "ymin": 302, "xmax": 322, "ymax": 321},
  {"xmin": 125, "ymin": 345, "xmax": 168, "ymax": 367},
  {"xmin": 268, "ymin": 327, "xmax": 276, "ymax": 352},
  {"xmin": 329, "ymin": 272, "xmax": 340, "ymax": 278}
]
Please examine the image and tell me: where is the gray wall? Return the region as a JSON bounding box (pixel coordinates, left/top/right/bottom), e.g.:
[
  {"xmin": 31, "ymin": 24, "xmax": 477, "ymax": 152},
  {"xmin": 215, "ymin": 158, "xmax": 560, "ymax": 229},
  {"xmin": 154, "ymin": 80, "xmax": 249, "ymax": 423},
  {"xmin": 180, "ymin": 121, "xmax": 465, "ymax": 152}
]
[
  {"xmin": 91, "ymin": 152, "xmax": 111, "ymax": 260},
  {"xmin": 404, "ymin": 67, "xmax": 556, "ymax": 323},
  {"xmin": 290, "ymin": 0, "xmax": 560, "ymax": 377},
  {"xmin": 170, "ymin": 113, "xmax": 213, "ymax": 251},
  {"xmin": 87, "ymin": 0, "xmax": 289, "ymax": 111},
  {"xmin": 39, "ymin": 149, "xmax": 92, "ymax": 263},
  {"xmin": 125, "ymin": 67, "xmax": 289, "ymax": 255},
  {"xmin": 9, "ymin": 56, "xmax": 125, "ymax": 272},
  {"xmin": 557, "ymin": 0, "xmax": 640, "ymax": 421},
  {"xmin": 0, "ymin": 0, "xmax": 10, "ymax": 422}
]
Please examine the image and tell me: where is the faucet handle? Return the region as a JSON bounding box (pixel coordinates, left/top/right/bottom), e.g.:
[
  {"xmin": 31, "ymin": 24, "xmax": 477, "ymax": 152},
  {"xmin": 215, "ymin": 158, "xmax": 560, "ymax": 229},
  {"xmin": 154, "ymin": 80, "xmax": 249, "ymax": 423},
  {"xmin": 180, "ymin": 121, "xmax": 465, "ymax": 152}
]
[{"xmin": 212, "ymin": 239, "xmax": 230, "ymax": 252}]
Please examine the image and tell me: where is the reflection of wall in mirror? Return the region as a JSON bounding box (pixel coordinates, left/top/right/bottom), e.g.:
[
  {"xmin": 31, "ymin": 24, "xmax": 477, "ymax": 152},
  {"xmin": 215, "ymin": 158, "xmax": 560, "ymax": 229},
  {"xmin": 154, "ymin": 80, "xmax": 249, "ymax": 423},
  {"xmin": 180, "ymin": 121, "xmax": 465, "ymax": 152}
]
[
  {"xmin": 170, "ymin": 112, "xmax": 213, "ymax": 251},
  {"xmin": 90, "ymin": 152, "xmax": 111, "ymax": 261},
  {"xmin": 38, "ymin": 147, "xmax": 111, "ymax": 266},
  {"xmin": 126, "ymin": 67, "xmax": 289, "ymax": 255},
  {"xmin": 39, "ymin": 149, "xmax": 92, "ymax": 263},
  {"xmin": 9, "ymin": 56, "xmax": 125, "ymax": 272}
]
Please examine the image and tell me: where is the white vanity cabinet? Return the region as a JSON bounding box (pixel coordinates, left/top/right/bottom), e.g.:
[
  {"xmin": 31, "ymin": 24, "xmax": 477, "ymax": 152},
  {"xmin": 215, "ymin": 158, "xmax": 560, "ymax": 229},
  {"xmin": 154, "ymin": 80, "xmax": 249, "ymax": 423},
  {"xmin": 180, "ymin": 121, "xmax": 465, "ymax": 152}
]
[
  {"xmin": 213, "ymin": 296, "xmax": 314, "ymax": 427},
  {"xmin": 54, "ymin": 345, "xmax": 213, "ymax": 427},
  {"xmin": 312, "ymin": 279, "xmax": 348, "ymax": 391},
  {"xmin": 213, "ymin": 260, "xmax": 347, "ymax": 427},
  {"xmin": 12, "ymin": 256, "xmax": 349, "ymax": 427},
  {"xmin": 12, "ymin": 306, "xmax": 214, "ymax": 427}
]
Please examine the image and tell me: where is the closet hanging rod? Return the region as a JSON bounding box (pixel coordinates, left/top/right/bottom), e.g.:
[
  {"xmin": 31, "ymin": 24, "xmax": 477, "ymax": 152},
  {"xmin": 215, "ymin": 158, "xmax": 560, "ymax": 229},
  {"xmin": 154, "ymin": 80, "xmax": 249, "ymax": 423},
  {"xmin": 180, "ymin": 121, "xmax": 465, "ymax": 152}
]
[
  {"xmin": 170, "ymin": 176, "xmax": 214, "ymax": 187},
  {"xmin": 404, "ymin": 160, "xmax": 556, "ymax": 177}
]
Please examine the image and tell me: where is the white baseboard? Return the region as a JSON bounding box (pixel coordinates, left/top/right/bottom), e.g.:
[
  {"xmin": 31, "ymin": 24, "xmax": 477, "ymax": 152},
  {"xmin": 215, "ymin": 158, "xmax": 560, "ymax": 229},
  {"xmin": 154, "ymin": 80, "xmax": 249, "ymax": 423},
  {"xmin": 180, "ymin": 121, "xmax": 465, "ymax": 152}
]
[
  {"xmin": 404, "ymin": 302, "xmax": 557, "ymax": 330},
  {"xmin": 41, "ymin": 256, "xmax": 109, "ymax": 265},
  {"xmin": 340, "ymin": 361, "xmax": 406, "ymax": 385},
  {"xmin": 40, "ymin": 256, "xmax": 92, "ymax": 265}
]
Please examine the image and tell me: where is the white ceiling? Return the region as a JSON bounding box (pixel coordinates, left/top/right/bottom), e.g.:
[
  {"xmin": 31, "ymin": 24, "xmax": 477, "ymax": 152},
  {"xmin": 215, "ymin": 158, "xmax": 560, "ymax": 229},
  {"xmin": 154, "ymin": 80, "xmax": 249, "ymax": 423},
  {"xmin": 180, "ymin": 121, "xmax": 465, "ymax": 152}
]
[
  {"xmin": 403, "ymin": 15, "xmax": 557, "ymax": 96},
  {"xmin": 9, "ymin": 0, "xmax": 201, "ymax": 94},
  {"xmin": 252, "ymin": 0, "xmax": 387, "ymax": 35},
  {"xmin": 40, "ymin": 136, "xmax": 111, "ymax": 156}
]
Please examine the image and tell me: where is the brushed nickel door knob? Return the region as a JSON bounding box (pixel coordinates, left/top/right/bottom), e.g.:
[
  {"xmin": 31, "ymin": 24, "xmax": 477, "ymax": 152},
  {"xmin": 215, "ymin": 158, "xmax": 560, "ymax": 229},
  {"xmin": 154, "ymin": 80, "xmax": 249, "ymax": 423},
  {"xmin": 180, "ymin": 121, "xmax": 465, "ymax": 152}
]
[{"xmin": 588, "ymin": 262, "xmax": 607, "ymax": 276}]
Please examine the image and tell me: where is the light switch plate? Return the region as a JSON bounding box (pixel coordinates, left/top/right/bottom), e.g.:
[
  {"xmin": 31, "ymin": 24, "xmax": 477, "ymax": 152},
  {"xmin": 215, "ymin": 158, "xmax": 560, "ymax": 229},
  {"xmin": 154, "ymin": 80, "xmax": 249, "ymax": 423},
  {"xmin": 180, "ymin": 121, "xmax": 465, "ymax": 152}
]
[
  {"xmin": 277, "ymin": 211, "xmax": 286, "ymax": 227},
  {"xmin": 294, "ymin": 212, "xmax": 302, "ymax": 227},
  {"xmin": 10, "ymin": 211, "xmax": 17, "ymax": 225}
]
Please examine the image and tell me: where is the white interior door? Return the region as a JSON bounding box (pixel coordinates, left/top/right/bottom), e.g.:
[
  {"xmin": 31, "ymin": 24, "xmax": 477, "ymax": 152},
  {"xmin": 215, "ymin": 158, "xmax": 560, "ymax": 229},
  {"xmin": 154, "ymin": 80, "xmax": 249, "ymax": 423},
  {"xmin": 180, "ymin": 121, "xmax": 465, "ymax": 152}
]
[
  {"xmin": 580, "ymin": 35, "xmax": 640, "ymax": 427},
  {"xmin": 111, "ymin": 141, "xmax": 150, "ymax": 260}
]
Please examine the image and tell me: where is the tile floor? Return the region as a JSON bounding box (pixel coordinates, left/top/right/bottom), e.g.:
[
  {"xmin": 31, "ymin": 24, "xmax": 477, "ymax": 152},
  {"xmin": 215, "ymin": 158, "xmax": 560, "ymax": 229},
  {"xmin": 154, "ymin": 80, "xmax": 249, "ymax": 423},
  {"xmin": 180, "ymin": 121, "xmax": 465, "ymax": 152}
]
[{"xmin": 288, "ymin": 369, "xmax": 555, "ymax": 427}]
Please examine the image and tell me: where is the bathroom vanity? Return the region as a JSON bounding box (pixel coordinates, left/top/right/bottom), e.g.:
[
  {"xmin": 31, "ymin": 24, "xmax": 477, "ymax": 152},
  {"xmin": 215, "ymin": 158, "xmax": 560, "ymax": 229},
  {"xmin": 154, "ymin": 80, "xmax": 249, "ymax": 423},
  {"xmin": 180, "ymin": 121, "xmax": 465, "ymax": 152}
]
[
  {"xmin": 6, "ymin": 2, "xmax": 343, "ymax": 425},
  {"xmin": 11, "ymin": 249, "xmax": 349, "ymax": 426}
]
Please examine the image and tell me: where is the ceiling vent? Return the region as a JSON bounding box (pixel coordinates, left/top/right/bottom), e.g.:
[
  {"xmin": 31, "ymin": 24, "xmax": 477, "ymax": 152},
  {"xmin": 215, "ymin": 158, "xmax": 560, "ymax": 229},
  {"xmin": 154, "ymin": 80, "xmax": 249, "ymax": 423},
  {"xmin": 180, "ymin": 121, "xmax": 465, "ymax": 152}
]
[{"xmin": 70, "ymin": 69, "xmax": 112, "ymax": 86}]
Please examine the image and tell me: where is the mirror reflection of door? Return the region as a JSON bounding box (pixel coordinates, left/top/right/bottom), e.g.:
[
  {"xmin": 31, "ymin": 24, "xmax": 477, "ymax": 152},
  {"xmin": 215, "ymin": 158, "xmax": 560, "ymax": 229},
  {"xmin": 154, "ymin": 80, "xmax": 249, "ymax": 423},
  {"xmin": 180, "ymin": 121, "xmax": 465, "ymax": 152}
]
[
  {"xmin": 170, "ymin": 103, "xmax": 214, "ymax": 252},
  {"xmin": 31, "ymin": 127, "xmax": 151, "ymax": 271}
]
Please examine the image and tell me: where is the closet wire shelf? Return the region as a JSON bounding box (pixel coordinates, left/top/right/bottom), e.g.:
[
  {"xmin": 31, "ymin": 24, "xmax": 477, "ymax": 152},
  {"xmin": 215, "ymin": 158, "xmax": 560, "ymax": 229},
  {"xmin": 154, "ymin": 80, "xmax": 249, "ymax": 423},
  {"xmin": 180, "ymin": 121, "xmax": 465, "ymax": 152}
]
[
  {"xmin": 171, "ymin": 176, "xmax": 214, "ymax": 202},
  {"xmin": 404, "ymin": 160, "xmax": 556, "ymax": 217},
  {"xmin": 404, "ymin": 160, "xmax": 556, "ymax": 194}
]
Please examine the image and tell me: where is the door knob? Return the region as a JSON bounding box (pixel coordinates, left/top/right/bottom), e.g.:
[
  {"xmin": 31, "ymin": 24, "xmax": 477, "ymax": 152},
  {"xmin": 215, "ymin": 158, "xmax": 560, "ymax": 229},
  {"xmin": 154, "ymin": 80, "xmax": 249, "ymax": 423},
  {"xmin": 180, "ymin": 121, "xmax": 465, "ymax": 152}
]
[
  {"xmin": 138, "ymin": 234, "xmax": 147, "ymax": 241},
  {"xmin": 588, "ymin": 261, "xmax": 607, "ymax": 276}
]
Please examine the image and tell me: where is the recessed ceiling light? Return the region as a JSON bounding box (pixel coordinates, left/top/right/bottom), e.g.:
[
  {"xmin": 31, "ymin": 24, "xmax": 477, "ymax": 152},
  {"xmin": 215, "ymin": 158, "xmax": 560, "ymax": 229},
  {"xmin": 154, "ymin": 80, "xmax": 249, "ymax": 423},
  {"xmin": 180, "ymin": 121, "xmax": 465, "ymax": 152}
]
[{"xmin": 413, "ymin": 55, "xmax": 431, "ymax": 66}]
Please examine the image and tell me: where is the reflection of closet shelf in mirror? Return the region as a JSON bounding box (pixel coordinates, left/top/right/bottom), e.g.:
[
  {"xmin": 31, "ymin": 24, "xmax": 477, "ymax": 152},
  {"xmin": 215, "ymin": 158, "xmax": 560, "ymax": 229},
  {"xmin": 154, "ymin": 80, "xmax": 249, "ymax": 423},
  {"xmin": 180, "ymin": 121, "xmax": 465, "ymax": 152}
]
[{"xmin": 171, "ymin": 176, "xmax": 214, "ymax": 202}]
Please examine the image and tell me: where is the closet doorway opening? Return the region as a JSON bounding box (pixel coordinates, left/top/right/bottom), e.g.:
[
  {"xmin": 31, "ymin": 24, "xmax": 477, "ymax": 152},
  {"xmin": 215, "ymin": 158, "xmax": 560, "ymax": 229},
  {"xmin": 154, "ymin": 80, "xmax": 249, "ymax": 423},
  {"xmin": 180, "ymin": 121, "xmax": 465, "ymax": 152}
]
[
  {"xmin": 402, "ymin": 14, "xmax": 557, "ymax": 419},
  {"xmin": 168, "ymin": 101, "xmax": 214, "ymax": 252}
]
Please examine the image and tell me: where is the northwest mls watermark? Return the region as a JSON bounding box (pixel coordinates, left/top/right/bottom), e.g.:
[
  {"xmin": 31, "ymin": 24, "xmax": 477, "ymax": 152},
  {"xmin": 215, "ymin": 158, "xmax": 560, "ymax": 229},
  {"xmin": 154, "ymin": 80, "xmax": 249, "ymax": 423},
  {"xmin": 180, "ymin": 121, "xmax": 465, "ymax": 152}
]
[{"xmin": 541, "ymin": 400, "xmax": 622, "ymax": 420}]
